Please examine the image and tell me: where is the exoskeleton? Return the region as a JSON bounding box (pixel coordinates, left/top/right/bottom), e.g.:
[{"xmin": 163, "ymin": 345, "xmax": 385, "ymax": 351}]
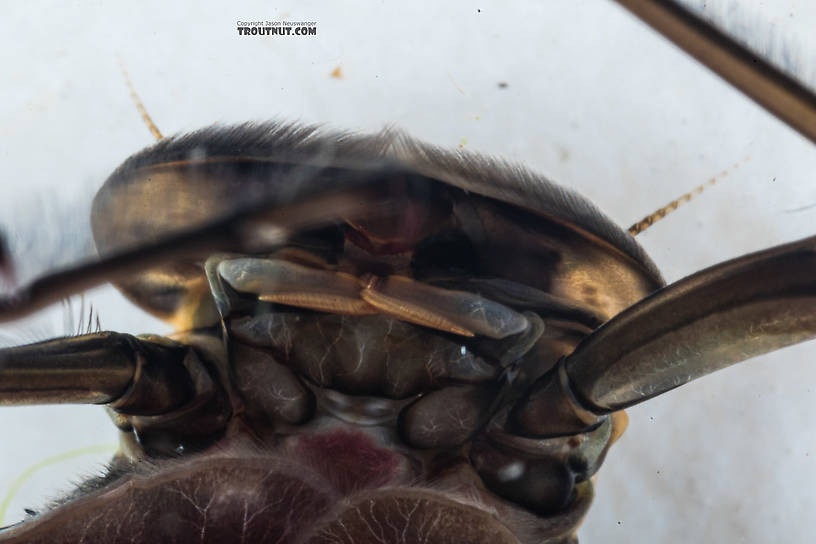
[{"xmin": 1, "ymin": 2, "xmax": 816, "ymax": 543}]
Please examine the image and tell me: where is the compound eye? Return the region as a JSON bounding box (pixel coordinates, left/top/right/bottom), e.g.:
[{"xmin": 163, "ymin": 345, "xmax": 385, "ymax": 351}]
[{"xmin": 411, "ymin": 230, "xmax": 479, "ymax": 279}]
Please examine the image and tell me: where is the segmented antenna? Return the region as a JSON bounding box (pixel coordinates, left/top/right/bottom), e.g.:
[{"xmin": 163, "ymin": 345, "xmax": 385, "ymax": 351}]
[
  {"xmin": 118, "ymin": 58, "xmax": 163, "ymax": 141},
  {"xmin": 628, "ymin": 159, "xmax": 748, "ymax": 236}
]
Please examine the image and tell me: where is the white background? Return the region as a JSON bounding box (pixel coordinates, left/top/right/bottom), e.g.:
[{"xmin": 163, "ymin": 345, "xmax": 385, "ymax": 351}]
[{"xmin": 1, "ymin": 2, "xmax": 815, "ymax": 543}]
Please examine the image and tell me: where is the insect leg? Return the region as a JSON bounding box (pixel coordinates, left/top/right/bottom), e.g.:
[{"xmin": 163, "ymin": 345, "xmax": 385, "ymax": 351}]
[
  {"xmin": 0, "ymin": 332, "xmax": 192, "ymax": 413},
  {"xmin": 0, "ymin": 183, "xmax": 383, "ymax": 323},
  {"xmin": 613, "ymin": 0, "xmax": 816, "ymax": 144},
  {"xmin": 217, "ymin": 257, "xmax": 531, "ymax": 338},
  {"xmin": 508, "ymin": 234, "xmax": 816, "ymax": 437}
]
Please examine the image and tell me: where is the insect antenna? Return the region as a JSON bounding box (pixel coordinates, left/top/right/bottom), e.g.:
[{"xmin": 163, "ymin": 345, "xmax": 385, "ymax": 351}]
[
  {"xmin": 628, "ymin": 158, "xmax": 748, "ymax": 235},
  {"xmin": 118, "ymin": 58, "xmax": 163, "ymax": 141}
]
